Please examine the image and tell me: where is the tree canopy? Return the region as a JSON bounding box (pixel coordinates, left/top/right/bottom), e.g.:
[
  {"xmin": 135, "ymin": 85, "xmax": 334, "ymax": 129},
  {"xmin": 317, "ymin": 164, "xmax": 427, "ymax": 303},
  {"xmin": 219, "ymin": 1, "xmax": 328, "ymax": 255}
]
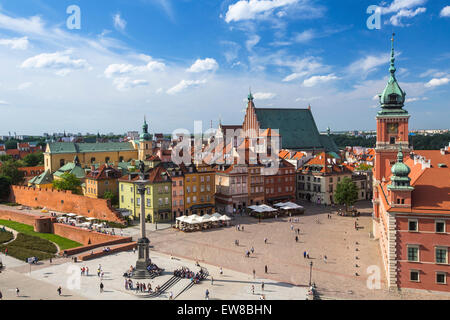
[
  {"xmin": 52, "ymin": 173, "xmax": 82, "ymax": 195},
  {"xmin": 0, "ymin": 160, "xmax": 24, "ymax": 185},
  {"xmin": 0, "ymin": 175, "xmax": 12, "ymax": 200},
  {"xmin": 22, "ymin": 152, "xmax": 44, "ymax": 167},
  {"xmin": 334, "ymin": 177, "xmax": 359, "ymax": 211}
]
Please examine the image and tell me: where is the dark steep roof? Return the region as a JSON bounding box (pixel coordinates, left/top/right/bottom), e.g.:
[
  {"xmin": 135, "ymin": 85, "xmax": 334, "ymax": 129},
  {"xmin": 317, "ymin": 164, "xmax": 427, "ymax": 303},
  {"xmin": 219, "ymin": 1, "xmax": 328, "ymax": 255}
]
[{"xmin": 254, "ymin": 108, "xmax": 337, "ymax": 152}]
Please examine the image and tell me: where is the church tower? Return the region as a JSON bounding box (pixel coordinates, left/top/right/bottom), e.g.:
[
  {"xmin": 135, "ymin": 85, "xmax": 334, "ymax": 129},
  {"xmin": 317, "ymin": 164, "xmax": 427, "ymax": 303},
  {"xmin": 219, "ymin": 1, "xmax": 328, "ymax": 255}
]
[
  {"xmin": 138, "ymin": 117, "xmax": 153, "ymax": 161},
  {"xmin": 373, "ymin": 34, "xmax": 411, "ymax": 223}
]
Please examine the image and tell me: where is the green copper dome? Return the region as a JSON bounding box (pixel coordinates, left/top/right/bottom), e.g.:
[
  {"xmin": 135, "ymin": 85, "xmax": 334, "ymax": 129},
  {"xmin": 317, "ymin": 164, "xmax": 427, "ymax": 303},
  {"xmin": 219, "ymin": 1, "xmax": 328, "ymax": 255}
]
[
  {"xmin": 378, "ymin": 34, "xmax": 407, "ymax": 114},
  {"xmin": 140, "ymin": 117, "xmax": 152, "ymax": 141},
  {"xmin": 388, "ymin": 148, "xmax": 413, "ymax": 190}
]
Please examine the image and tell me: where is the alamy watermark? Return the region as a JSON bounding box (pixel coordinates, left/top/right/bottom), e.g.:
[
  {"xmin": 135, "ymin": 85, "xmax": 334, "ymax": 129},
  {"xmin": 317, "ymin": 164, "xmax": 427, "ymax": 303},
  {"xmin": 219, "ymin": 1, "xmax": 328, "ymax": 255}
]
[
  {"xmin": 67, "ymin": 5, "xmax": 81, "ymax": 30},
  {"xmin": 366, "ymin": 5, "xmax": 382, "ymax": 30},
  {"xmin": 366, "ymin": 265, "xmax": 381, "ymax": 290}
]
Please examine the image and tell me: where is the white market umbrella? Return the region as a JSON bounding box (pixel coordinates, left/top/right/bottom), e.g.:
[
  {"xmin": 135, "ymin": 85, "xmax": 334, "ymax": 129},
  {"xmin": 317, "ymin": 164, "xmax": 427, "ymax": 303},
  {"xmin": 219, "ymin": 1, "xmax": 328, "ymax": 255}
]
[
  {"xmin": 220, "ymin": 215, "xmax": 231, "ymax": 221},
  {"xmin": 212, "ymin": 213, "xmax": 222, "ymax": 218},
  {"xmin": 210, "ymin": 216, "xmax": 220, "ymax": 222},
  {"xmin": 66, "ymin": 213, "xmax": 77, "ymax": 217},
  {"xmin": 86, "ymin": 217, "xmax": 96, "ymax": 221}
]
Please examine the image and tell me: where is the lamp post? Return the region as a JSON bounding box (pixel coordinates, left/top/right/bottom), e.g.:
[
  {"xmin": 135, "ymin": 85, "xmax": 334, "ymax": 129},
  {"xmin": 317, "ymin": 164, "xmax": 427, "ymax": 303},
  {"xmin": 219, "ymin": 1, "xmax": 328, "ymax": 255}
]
[
  {"xmin": 131, "ymin": 164, "xmax": 152, "ymax": 279},
  {"xmin": 309, "ymin": 261, "xmax": 313, "ymax": 286}
]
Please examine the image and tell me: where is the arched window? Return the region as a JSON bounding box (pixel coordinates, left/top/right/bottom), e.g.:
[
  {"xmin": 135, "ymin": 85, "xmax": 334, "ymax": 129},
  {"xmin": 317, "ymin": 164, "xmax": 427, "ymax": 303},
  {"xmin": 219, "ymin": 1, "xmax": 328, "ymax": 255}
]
[
  {"xmin": 90, "ymin": 157, "xmax": 96, "ymax": 164},
  {"xmin": 60, "ymin": 159, "xmax": 65, "ymax": 167}
]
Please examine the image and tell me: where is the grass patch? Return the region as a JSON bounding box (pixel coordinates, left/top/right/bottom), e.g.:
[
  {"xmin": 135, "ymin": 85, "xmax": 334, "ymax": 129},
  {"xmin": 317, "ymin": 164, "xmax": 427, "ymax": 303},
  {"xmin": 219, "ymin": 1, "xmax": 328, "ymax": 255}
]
[
  {"xmin": 0, "ymin": 230, "xmax": 13, "ymax": 243},
  {"xmin": 0, "ymin": 220, "xmax": 82, "ymax": 250},
  {"xmin": 0, "ymin": 233, "xmax": 55, "ymax": 261}
]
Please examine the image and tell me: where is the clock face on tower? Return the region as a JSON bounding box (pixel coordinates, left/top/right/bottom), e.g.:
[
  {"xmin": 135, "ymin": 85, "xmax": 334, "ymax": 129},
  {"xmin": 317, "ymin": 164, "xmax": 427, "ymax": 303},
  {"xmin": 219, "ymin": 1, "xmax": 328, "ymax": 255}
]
[{"xmin": 388, "ymin": 123, "xmax": 398, "ymax": 134}]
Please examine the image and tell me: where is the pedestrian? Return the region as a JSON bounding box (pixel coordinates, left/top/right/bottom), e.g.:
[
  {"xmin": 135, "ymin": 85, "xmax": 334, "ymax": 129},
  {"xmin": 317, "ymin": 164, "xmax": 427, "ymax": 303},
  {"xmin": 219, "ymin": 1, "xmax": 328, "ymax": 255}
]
[
  {"xmin": 324, "ymin": 255, "xmax": 327, "ymax": 264},
  {"xmin": 205, "ymin": 289, "xmax": 209, "ymax": 300},
  {"xmin": 307, "ymin": 252, "xmax": 310, "ymax": 259},
  {"xmin": 169, "ymin": 291, "xmax": 173, "ymax": 300},
  {"xmin": 5, "ymin": 248, "xmax": 8, "ymax": 256},
  {"xmin": 133, "ymin": 247, "xmax": 136, "ymax": 254},
  {"xmin": 86, "ymin": 267, "xmax": 89, "ymax": 276},
  {"xmin": 242, "ymin": 226, "xmax": 244, "ymax": 231},
  {"xmin": 265, "ymin": 265, "xmax": 268, "ymax": 274},
  {"xmin": 57, "ymin": 286, "xmax": 62, "ymax": 296},
  {"xmin": 253, "ymin": 269, "xmax": 256, "ymax": 279},
  {"xmin": 295, "ymin": 236, "xmax": 298, "ymax": 243},
  {"xmin": 251, "ymin": 247, "xmax": 254, "ymax": 254},
  {"xmin": 303, "ymin": 251, "xmax": 307, "ymax": 259},
  {"xmin": 291, "ymin": 224, "xmax": 294, "ymax": 231},
  {"xmin": 261, "ymin": 282, "xmax": 265, "ymax": 291},
  {"xmin": 100, "ymin": 282, "xmax": 104, "ymax": 293},
  {"xmin": 50, "ymin": 258, "xmax": 52, "ymax": 264},
  {"xmin": 211, "ymin": 276, "xmax": 214, "ymax": 285},
  {"xmin": 97, "ymin": 269, "xmax": 101, "ymax": 277},
  {"xmin": 355, "ymin": 221, "xmax": 358, "ymax": 230},
  {"xmin": 220, "ymin": 267, "xmax": 223, "ymax": 275},
  {"xmin": 125, "ymin": 278, "xmax": 129, "ymax": 290},
  {"xmin": 16, "ymin": 288, "xmax": 19, "ymax": 297},
  {"xmin": 251, "ymin": 285, "xmax": 255, "ymax": 295},
  {"xmin": 264, "ymin": 238, "xmax": 267, "ymax": 244}
]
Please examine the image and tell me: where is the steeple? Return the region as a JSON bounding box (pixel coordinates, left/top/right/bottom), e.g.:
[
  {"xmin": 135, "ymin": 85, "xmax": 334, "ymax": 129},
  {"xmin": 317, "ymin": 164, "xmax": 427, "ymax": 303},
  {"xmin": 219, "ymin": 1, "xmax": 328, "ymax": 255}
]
[
  {"xmin": 140, "ymin": 116, "xmax": 152, "ymax": 141},
  {"xmin": 379, "ymin": 33, "xmax": 407, "ymax": 114},
  {"xmin": 248, "ymin": 87, "xmax": 254, "ymax": 102}
]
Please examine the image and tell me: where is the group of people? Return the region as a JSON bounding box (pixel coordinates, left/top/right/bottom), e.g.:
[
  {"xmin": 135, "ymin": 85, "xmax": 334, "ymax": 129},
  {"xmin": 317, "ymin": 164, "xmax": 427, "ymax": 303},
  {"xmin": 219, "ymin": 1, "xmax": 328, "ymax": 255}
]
[
  {"xmin": 125, "ymin": 278, "xmax": 160, "ymax": 294},
  {"xmin": 147, "ymin": 263, "xmax": 163, "ymax": 277},
  {"xmin": 80, "ymin": 266, "xmax": 89, "ymax": 276},
  {"xmin": 174, "ymin": 267, "xmax": 207, "ymax": 284}
]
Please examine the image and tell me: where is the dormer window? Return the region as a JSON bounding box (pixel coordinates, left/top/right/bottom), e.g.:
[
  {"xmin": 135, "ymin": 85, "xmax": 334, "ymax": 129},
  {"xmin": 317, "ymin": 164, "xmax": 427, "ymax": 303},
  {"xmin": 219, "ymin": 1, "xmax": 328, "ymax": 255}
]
[{"xmin": 389, "ymin": 94, "xmax": 397, "ymax": 103}]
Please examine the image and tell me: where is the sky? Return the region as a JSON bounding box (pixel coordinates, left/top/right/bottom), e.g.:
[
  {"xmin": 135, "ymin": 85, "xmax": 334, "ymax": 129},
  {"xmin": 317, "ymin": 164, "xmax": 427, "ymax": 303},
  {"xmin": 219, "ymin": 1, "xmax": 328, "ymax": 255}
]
[{"xmin": 0, "ymin": 0, "xmax": 449, "ymax": 136}]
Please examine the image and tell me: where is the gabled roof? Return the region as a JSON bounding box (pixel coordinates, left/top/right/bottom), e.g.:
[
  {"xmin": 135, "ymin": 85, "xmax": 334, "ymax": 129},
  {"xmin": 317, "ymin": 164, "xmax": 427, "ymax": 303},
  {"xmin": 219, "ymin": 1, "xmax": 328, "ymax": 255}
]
[
  {"xmin": 86, "ymin": 164, "xmax": 122, "ymax": 180},
  {"xmin": 53, "ymin": 162, "xmax": 86, "ymax": 179},
  {"xmin": 254, "ymin": 108, "xmax": 338, "ymax": 152}
]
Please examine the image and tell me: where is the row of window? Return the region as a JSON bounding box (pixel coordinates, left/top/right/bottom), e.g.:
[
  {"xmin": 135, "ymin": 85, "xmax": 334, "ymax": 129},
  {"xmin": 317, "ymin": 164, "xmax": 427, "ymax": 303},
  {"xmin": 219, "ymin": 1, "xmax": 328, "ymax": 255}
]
[
  {"xmin": 265, "ymin": 186, "xmax": 294, "ymax": 194},
  {"xmin": 186, "ymin": 195, "xmax": 211, "ymax": 204},
  {"xmin": 186, "ymin": 184, "xmax": 212, "ymax": 193},
  {"xmin": 408, "ymin": 220, "xmax": 446, "ymax": 233},
  {"xmin": 410, "ymin": 270, "xmax": 447, "ymax": 285},
  {"xmin": 186, "ymin": 176, "xmax": 211, "ymax": 183},
  {"xmin": 121, "ymin": 196, "xmax": 169, "ymax": 206},
  {"xmin": 407, "ymin": 246, "xmax": 448, "ymax": 264}
]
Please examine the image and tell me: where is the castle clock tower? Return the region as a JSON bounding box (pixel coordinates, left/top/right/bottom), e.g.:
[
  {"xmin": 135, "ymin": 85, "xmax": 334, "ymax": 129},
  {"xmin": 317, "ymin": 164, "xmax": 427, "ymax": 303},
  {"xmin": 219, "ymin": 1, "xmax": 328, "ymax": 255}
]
[
  {"xmin": 373, "ymin": 34, "xmax": 411, "ymax": 226},
  {"xmin": 138, "ymin": 117, "xmax": 153, "ymax": 161}
]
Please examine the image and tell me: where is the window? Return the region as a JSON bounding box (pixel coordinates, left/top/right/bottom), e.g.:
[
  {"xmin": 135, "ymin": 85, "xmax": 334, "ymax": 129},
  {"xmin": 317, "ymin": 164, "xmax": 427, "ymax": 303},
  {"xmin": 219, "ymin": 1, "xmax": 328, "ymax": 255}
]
[
  {"xmin": 131, "ymin": 198, "xmax": 133, "ymax": 204},
  {"xmin": 206, "ymin": 176, "xmax": 210, "ymax": 182},
  {"xmin": 90, "ymin": 158, "xmax": 95, "ymax": 164},
  {"xmin": 105, "ymin": 157, "xmax": 110, "ymax": 163},
  {"xmin": 436, "ymin": 272, "xmax": 446, "ymax": 285},
  {"xmin": 187, "ymin": 197, "xmax": 191, "ymax": 204},
  {"xmin": 435, "ymin": 247, "xmax": 448, "ymax": 264},
  {"xmin": 410, "ymin": 270, "xmax": 419, "ymax": 282},
  {"xmin": 179, "ymin": 181, "xmax": 183, "ymax": 186},
  {"xmin": 436, "ymin": 221, "xmax": 446, "ymax": 233},
  {"xmin": 147, "ymin": 199, "xmax": 151, "ymax": 207},
  {"xmin": 165, "ymin": 198, "xmax": 169, "ymax": 205},
  {"xmin": 60, "ymin": 159, "xmax": 65, "ymax": 167},
  {"xmin": 158, "ymin": 198, "xmax": 163, "ymax": 205},
  {"xmin": 121, "ymin": 184, "xmax": 124, "ymax": 191},
  {"xmin": 193, "ymin": 186, "xmax": 197, "ymax": 193},
  {"xmin": 121, "ymin": 196, "xmax": 124, "ymax": 203},
  {"xmin": 408, "ymin": 219, "xmax": 418, "ymax": 232},
  {"xmin": 165, "ymin": 186, "xmax": 169, "ymax": 192},
  {"xmin": 147, "ymin": 188, "xmax": 151, "ymax": 195},
  {"xmin": 137, "ymin": 198, "xmax": 140, "ymax": 206},
  {"xmin": 407, "ymin": 246, "xmax": 419, "ymax": 262},
  {"xmin": 193, "ymin": 196, "xmax": 197, "ymax": 203}
]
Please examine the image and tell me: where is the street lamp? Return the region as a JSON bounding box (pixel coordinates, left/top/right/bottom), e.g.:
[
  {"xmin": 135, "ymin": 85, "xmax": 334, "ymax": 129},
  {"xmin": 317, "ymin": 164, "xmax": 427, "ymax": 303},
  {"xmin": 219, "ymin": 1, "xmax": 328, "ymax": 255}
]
[{"xmin": 309, "ymin": 261, "xmax": 313, "ymax": 286}]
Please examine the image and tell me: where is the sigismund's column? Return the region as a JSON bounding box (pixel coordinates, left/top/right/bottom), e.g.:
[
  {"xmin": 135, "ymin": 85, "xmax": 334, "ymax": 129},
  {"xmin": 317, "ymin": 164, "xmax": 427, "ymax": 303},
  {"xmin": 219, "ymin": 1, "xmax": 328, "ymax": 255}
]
[{"xmin": 132, "ymin": 166, "xmax": 152, "ymax": 279}]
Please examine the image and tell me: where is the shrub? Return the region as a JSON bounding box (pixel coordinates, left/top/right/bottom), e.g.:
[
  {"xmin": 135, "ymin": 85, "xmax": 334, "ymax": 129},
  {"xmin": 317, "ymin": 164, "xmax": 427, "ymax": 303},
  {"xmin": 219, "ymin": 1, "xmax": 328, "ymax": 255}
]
[{"xmin": 0, "ymin": 230, "xmax": 13, "ymax": 243}]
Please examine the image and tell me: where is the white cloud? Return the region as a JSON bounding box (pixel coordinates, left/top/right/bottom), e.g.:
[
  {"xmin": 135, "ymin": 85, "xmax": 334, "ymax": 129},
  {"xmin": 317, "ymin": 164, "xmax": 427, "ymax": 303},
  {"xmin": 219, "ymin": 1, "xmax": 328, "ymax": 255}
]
[
  {"xmin": 424, "ymin": 77, "xmax": 450, "ymax": 88},
  {"xmin": 390, "ymin": 7, "xmax": 426, "ymax": 26},
  {"xmin": 253, "ymin": 92, "xmax": 277, "ymax": 100},
  {"xmin": 167, "ymin": 79, "xmax": 207, "ymax": 95},
  {"xmin": 246, "ymin": 35, "xmax": 261, "ymax": 51},
  {"xmin": 348, "ymin": 54, "xmax": 390, "ymax": 75},
  {"xmin": 113, "ymin": 13, "xmax": 127, "ymax": 31},
  {"xmin": 104, "ymin": 59, "xmax": 165, "ymax": 78},
  {"xmin": 187, "ymin": 58, "xmax": 218, "ymax": 73},
  {"xmin": 113, "ymin": 77, "xmax": 149, "ymax": 91},
  {"xmin": 295, "ymin": 96, "xmax": 321, "ymax": 102},
  {"xmin": 294, "ymin": 29, "xmax": 315, "ymax": 43},
  {"xmin": 380, "ymin": 0, "xmax": 427, "ymax": 14},
  {"xmin": 21, "ymin": 51, "xmax": 90, "ymax": 75},
  {"xmin": 0, "ymin": 100, "xmax": 10, "ymax": 105},
  {"xmin": 0, "ymin": 13, "xmax": 46, "ymax": 35},
  {"xmin": 225, "ymin": 0, "xmax": 298, "ymax": 23},
  {"xmin": 303, "ymin": 74, "xmax": 338, "ymax": 87},
  {"xmin": 282, "ymin": 72, "xmax": 308, "ymax": 82},
  {"xmin": 440, "ymin": 6, "xmax": 450, "ymax": 17},
  {"xmin": 0, "ymin": 37, "xmax": 29, "ymax": 50},
  {"xmin": 406, "ymin": 97, "xmax": 428, "ymax": 103}
]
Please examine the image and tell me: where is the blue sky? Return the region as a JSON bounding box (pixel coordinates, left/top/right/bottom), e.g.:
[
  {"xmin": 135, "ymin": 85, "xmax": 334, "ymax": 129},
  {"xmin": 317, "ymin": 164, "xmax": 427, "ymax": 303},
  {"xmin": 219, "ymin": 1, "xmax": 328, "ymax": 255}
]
[{"xmin": 0, "ymin": 0, "xmax": 449, "ymax": 135}]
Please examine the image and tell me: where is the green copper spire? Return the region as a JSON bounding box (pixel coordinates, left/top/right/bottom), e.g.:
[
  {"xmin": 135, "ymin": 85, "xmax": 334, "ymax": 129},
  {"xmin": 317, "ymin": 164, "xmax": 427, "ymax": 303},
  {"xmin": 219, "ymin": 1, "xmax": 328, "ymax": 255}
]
[
  {"xmin": 388, "ymin": 147, "xmax": 413, "ymax": 190},
  {"xmin": 140, "ymin": 116, "xmax": 152, "ymax": 141},
  {"xmin": 378, "ymin": 33, "xmax": 407, "ymax": 116},
  {"xmin": 248, "ymin": 87, "xmax": 254, "ymax": 101}
]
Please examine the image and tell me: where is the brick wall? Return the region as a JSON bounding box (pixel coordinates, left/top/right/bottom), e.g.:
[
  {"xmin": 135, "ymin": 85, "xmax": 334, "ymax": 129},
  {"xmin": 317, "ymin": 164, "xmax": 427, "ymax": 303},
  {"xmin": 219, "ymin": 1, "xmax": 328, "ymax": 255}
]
[
  {"xmin": 78, "ymin": 242, "xmax": 137, "ymax": 261},
  {"xmin": 53, "ymin": 223, "xmax": 129, "ymax": 246},
  {"xmin": 0, "ymin": 209, "xmax": 39, "ymax": 226},
  {"xmin": 10, "ymin": 186, "xmax": 125, "ymax": 224}
]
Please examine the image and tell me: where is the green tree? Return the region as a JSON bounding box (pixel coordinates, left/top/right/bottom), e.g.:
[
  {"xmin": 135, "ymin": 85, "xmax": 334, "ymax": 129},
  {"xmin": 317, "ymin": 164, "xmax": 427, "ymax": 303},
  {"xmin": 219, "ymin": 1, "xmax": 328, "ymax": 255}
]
[
  {"xmin": 22, "ymin": 152, "xmax": 44, "ymax": 167},
  {"xmin": 0, "ymin": 154, "xmax": 13, "ymax": 162},
  {"xmin": 103, "ymin": 191, "xmax": 118, "ymax": 206},
  {"xmin": 334, "ymin": 177, "xmax": 359, "ymax": 212},
  {"xmin": 0, "ymin": 160, "xmax": 24, "ymax": 185},
  {"xmin": 5, "ymin": 140, "xmax": 18, "ymax": 150},
  {"xmin": 0, "ymin": 175, "xmax": 12, "ymax": 200},
  {"xmin": 52, "ymin": 173, "xmax": 82, "ymax": 195},
  {"xmin": 355, "ymin": 163, "xmax": 373, "ymax": 171}
]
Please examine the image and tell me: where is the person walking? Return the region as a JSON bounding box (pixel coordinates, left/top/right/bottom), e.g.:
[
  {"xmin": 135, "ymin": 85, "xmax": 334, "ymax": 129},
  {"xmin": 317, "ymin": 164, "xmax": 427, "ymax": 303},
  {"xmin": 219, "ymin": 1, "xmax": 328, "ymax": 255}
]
[
  {"xmin": 220, "ymin": 267, "xmax": 223, "ymax": 275},
  {"xmin": 16, "ymin": 288, "xmax": 19, "ymax": 297},
  {"xmin": 205, "ymin": 289, "xmax": 209, "ymax": 300},
  {"xmin": 86, "ymin": 267, "xmax": 89, "ymax": 276},
  {"xmin": 261, "ymin": 282, "xmax": 265, "ymax": 291},
  {"xmin": 169, "ymin": 291, "xmax": 173, "ymax": 300},
  {"xmin": 264, "ymin": 238, "xmax": 267, "ymax": 244},
  {"xmin": 264, "ymin": 265, "xmax": 268, "ymax": 274},
  {"xmin": 253, "ymin": 269, "xmax": 256, "ymax": 279},
  {"xmin": 303, "ymin": 251, "xmax": 307, "ymax": 259},
  {"xmin": 295, "ymin": 236, "xmax": 299, "ymax": 243},
  {"xmin": 100, "ymin": 282, "xmax": 104, "ymax": 293},
  {"xmin": 251, "ymin": 285, "xmax": 255, "ymax": 295},
  {"xmin": 57, "ymin": 286, "xmax": 62, "ymax": 296},
  {"xmin": 324, "ymin": 255, "xmax": 328, "ymax": 264},
  {"xmin": 211, "ymin": 276, "xmax": 214, "ymax": 285},
  {"xmin": 251, "ymin": 247, "xmax": 255, "ymax": 254}
]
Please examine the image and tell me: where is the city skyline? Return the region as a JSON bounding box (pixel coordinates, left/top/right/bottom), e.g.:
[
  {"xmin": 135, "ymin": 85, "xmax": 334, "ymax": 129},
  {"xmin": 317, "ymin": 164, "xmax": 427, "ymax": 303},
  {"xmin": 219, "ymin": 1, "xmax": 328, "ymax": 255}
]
[{"xmin": 0, "ymin": 0, "xmax": 449, "ymax": 135}]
